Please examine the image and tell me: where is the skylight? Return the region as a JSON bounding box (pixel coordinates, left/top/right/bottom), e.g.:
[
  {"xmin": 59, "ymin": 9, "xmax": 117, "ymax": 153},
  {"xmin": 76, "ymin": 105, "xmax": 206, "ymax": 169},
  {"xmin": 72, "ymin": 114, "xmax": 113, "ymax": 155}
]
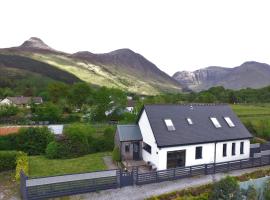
[
  {"xmin": 210, "ymin": 117, "xmax": 222, "ymax": 128},
  {"xmin": 186, "ymin": 118, "xmax": 193, "ymax": 125},
  {"xmin": 164, "ymin": 119, "xmax": 175, "ymax": 131},
  {"xmin": 224, "ymin": 117, "xmax": 235, "ymax": 127}
]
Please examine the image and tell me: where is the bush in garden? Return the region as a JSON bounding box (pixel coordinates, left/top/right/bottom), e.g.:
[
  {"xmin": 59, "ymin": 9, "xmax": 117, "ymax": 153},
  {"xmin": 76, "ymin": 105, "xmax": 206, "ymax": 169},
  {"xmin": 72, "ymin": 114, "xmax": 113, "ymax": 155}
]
[
  {"xmin": 264, "ymin": 180, "xmax": 270, "ymax": 200},
  {"xmin": 15, "ymin": 151, "xmax": 29, "ymax": 181},
  {"xmin": 64, "ymin": 123, "xmax": 94, "ymax": 157},
  {"xmin": 16, "ymin": 127, "xmax": 54, "ymax": 155},
  {"xmin": 45, "ymin": 141, "xmax": 60, "ymax": 159},
  {"xmin": 0, "ymin": 134, "xmax": 18, "ymax": 150},
  {"xmin": 45, "ymin": 139, "xmax": 71, "ymax": 159},
  {"xmin": 112, "ymin": 146, "xmax": 121, "ymax": 162},
  {"xmin": 0, "ymin": 151, "xmax": 18, "ymax": 172},
  {"xmin": 209, "ymin": 176, "xmax": 241, "ymax": 200}
]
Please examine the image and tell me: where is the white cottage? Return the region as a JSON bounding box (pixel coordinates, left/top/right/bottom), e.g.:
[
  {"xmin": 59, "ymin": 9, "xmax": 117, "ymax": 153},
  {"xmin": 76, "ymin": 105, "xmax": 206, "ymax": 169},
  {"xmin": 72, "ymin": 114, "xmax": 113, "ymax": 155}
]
[{"xmin": 115, "ymin": 104, "xmax": 252, "ymax": 170}]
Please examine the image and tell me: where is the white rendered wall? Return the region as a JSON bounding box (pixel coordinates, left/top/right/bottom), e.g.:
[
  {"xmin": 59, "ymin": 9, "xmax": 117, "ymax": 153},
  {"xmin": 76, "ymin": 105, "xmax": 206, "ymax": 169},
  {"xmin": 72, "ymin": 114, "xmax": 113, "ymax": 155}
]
[
  {"xmin": 215, "ymin": 140, "xmax": 250, "ymax": 163},
  {"xmin": 158, "ymin": 143, "xmax": 215, "ymax": 170},
  {"xmin": 154, "ymin": 139, "xmax": 250, "ymax": 170},
  {"xmin": 138, "ymin": 110, "xmax": 159, "ymax": 168}
]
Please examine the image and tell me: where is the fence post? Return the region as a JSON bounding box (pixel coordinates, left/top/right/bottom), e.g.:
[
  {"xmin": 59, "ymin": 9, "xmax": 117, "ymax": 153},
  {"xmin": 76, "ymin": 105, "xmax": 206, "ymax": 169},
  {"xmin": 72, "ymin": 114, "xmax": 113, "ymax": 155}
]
[
  {"xmin": 116, "ymin": 170, "xmax": 121, "ymax": 188},
  {"xmin": 227, "ymin": 162, "xmax": 230, "ymax": 172},
  {"xmin": 190, "ymin": 166, "xmax": 192, "ymax": 176},
  {"xmin": 204, "ymin": 164, "xmax": 207, "ymax": 175},
  {"xmin": 156, "ymin": 171, "xmax": 159, "ymax": 182},
  {"xmin": 173, "ymin": 167, "xmax": 176, "ymax": 179},
  {"xmin": 214, "ymin": 163, "xmax": 216, "ymax": 174},
  {"xmin": 20, "ymin": 170, "xmax": 28, "ymax": 200},
  {"xmin": 133, "ymin": 167, "xmax": 138, "ymax": 185}
]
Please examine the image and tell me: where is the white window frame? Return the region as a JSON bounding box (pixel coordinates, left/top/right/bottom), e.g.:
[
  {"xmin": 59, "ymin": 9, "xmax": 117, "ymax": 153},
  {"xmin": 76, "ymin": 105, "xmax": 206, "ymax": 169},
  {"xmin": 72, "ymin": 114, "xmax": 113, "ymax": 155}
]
[
  {"xmin": 224, "ymin": 117, "xmax": 235, "ymax": 127},
  {"xmin": 164, "ymin": 119, "xmax": 176, "ymax": 131},
  {"xmin": 210, "ymin": 117, "xmax": 222, "ymax": 128}
]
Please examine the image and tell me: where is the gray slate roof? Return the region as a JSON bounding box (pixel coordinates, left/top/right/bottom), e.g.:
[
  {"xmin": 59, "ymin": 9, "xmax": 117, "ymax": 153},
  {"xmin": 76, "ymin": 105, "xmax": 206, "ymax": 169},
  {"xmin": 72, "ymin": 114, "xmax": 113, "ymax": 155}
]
[
  {"xmin": 143, "ymin": 104, "xmax": 252, "ymax": 147},
  {"xmin": 117, "ymin": 125, "xmax": 142, "ymax": 142}
]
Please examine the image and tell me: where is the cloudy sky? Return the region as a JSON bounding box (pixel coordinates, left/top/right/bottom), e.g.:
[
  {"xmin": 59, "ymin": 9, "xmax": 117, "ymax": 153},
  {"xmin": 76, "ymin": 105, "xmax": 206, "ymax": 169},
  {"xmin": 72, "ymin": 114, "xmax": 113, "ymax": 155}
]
[{"xmin": 1, "ymin": 0, "xmax": 270, "ymax": 75}]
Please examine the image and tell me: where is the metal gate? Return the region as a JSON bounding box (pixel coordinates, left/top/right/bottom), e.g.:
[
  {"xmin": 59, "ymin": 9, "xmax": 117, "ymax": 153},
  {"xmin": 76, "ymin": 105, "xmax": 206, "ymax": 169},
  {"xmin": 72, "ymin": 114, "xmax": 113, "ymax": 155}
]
[{"xmin": 120, "ymin": 170, "xmax": 134, "ymax": 187}]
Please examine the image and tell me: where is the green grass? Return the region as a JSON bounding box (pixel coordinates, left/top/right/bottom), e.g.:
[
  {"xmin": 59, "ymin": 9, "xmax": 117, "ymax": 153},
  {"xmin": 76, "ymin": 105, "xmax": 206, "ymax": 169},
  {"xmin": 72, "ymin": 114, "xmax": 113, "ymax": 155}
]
[
  {"xmin": 29, "ymin": 152, "xmax": 111, "ymax": 178},
  {"xmin": 231, "ymin": 104, "xmax": 270, "ymax": 140},
  {"xmin": 231, "ymin": 104, "xmax": 270, "ymax": 117}
]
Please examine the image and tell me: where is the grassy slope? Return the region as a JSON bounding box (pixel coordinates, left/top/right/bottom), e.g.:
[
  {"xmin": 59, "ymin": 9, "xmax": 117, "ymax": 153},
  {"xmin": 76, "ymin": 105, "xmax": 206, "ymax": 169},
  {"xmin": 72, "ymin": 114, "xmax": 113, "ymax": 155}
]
[
  {"xmin": 231, "ymin": 104, "xmax": 270, "ymax": 121},
  {"xmin": 29, "ymin": 152, "xmax": 110, "ymax": 177},
  {"xmin": 0, "ymin": 50, "xmax": 181, "ymax": 95}
]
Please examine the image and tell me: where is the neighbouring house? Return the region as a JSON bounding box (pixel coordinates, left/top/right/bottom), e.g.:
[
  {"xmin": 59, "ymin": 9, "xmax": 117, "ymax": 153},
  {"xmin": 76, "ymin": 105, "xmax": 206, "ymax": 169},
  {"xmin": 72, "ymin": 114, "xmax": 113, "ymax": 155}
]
[
  {"xmin": 0, "ymin": 96, "xmax": 43, "ymax": 107},
  {"xmin": 115, "ymin": 104, "xmax": 252, "ymax": 170},
  {"xmin": 125, "ymin": 99, "xmax": 136, "ymax": 113}
]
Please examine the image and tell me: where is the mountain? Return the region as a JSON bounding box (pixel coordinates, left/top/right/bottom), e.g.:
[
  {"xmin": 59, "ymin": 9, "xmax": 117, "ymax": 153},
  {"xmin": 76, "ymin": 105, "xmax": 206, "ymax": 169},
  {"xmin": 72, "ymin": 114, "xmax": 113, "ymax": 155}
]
[
  {"xmin": 0, "ymin": 37, "xmax": 182, "ymax": 95},
  {"xmin": 173, "ymin": 61, "xmax": 270, "ymax": 91}
]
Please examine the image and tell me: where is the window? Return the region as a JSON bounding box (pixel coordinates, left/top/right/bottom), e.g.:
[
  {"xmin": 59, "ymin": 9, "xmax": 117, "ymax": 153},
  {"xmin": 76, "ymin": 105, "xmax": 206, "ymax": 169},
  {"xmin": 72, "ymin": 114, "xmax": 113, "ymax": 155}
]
[
  {"xmin": 232, "ymin": 143, "xmax": 236, "ymax": 156},
  {"xmin": 195, "ymin": 146, "xmax": 202, "ymax": 159},
  {"xmin": 164, "ymin": 119, "xmax": 176, "ymax": 131},
  {"xmin": 240, "ymin": 142, "xmax": 244, "ymax": 154},
  {"xmin": 210, "ymin": 117, "xmax": 222, "ymax": 128},
  {"xmin": 223, "ymin": 143, "xmax": 227, "ymax": 157},
  {"xmin": 224, "ymin": 117, "xmax": 235, "ymax": 127},
  {"xmin": 186, "ymin": 118, "xmax": 193, "ymax": 125},
  {"xmin": 143, "ymin": 142, "xmax": 152, "ymax": 154},
  {"xmin": 125, "ymin": 144, "xmax": 130, "ymax": 152}
]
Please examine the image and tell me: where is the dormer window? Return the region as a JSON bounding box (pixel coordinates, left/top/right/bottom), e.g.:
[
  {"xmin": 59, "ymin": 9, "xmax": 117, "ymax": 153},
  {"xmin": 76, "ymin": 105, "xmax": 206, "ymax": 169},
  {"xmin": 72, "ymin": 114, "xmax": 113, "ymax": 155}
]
[
  {"xmin": 224, "ymin": 117, "xmax": 235, "ymax": 127},
  {"xmin": 164, "ymin": 119, "xmax": 175, "ymax": 131},
  {"xmin": 186, "ymin": 118, "xmax": 193, "ymax": 125},
  {"xmin": 210, "ymin": 117, "xmax": 222, "ymax": 128}
]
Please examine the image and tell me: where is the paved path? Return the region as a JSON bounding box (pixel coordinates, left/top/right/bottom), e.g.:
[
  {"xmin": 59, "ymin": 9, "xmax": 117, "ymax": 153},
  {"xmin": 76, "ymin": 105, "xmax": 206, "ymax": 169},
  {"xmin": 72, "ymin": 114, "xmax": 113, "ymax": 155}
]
[
  {"xmin": 103, "ymin": 156, "xmax": 118, "ymax": 170},
  {"xmin": 61, "ymin": 166, "xmax": 270, "ymax": 200}
]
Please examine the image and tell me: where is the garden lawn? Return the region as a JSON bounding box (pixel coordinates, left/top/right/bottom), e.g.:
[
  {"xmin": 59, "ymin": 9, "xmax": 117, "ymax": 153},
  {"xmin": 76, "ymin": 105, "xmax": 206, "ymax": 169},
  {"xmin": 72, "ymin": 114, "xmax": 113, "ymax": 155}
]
[
  {"xmin": 29, "ymin": 152, "xmax": 111, "ymax": 178},
  {"xmin": 231, "ymin": 104, "xmax": 270, "ymax": 118}
]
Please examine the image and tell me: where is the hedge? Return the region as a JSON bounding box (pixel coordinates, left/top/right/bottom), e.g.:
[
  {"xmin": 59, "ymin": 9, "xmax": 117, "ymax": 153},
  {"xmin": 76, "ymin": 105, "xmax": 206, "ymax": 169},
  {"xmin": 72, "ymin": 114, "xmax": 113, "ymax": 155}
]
[
  {"xmin": 0, "ymin": 151, "xmax": 18, "ymax": 172},
  {"xmin": 15, "ymin": 151, "xmax": 29, "ymax": 181}
]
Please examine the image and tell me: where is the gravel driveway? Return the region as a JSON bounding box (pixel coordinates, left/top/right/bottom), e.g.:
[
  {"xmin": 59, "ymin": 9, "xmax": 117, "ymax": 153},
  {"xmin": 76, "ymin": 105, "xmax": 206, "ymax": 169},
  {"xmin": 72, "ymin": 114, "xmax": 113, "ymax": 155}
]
[{"xmin": 57, "ymin": 166, "xmax": 270, "ymax": 200}]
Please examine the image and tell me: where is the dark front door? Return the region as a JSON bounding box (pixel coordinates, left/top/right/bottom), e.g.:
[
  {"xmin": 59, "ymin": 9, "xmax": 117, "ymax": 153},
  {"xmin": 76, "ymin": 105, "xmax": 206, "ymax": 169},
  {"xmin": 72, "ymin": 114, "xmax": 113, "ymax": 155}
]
[
  {"xmin": 167, "ymin": 150, "xmax": 186, "ymax": 168},
  {"xmin": 133, "ymin": 142, "xmax": 140, "ymax": 160}
]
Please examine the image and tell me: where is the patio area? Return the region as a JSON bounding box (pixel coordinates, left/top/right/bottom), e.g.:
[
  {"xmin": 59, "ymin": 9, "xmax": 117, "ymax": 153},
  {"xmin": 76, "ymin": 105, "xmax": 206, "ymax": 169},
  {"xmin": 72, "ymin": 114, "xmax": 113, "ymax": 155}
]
[{"xmin": 122, "ymin": 160, "xmax": 151, "ymax": 173}]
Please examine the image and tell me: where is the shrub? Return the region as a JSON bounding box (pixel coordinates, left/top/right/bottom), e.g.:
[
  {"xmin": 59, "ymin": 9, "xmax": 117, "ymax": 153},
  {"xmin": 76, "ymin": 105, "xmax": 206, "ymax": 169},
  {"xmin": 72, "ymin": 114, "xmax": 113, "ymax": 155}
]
[
  {"xmin": 112, "ymin": 146, "xmax": 121, "ymax": 162},
  {"xmin": 264, "ymin": 180, "xmax": 270, "ymax": 200},
  {"xmin": 16, "ymin": 127, "xmax": 54, "ymax": 155},
  {"xmin": 45, "ymin": 141, "xmax": 60, "ymax": 159},
  {"xmin": 45, "ymin": 140, "xmax": 71, "ymax": 159},
  {"xmin": 0, "ymin": 151, "xmax": 18, "ymax": 172},
  {"xmin": 209, "ymin": 176, "xmax": 241, "ymax": 200},
  {"xmin": 0, "ymin": 134, "xmax": 18, "ymax": 150},
  {"xmin": 15, "ymin": 151, "xmax": 29, "ymax": 181},
  {"xmin": 64, "ymin": 123, "xmax": 94, "ymax": 157}
]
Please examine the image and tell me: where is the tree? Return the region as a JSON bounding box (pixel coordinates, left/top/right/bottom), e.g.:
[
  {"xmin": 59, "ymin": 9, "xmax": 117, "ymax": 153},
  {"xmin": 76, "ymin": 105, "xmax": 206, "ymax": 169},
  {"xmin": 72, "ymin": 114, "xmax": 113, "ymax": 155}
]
[
  {"xmin": 47, "ymin": 82, "xmax": 69, "ymax": 103},
  {"xmin": 33, "ymin": 102, "xmax": 62, "ymax": 123},
  {"xmin": 210, "ymin": 176, "xmax": 241, "ymax": 200},
  {"xmin": 69, "ymin": 82, "xmax": 93, "ymax": 108}
]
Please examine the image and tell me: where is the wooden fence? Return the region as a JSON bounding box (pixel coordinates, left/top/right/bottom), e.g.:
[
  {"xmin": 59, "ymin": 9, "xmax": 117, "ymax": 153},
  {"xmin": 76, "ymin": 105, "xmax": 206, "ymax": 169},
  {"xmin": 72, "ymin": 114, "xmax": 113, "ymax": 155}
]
[{"xmin": 20, "ymin": 155, "xmax": 270, "ymax": 200}]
